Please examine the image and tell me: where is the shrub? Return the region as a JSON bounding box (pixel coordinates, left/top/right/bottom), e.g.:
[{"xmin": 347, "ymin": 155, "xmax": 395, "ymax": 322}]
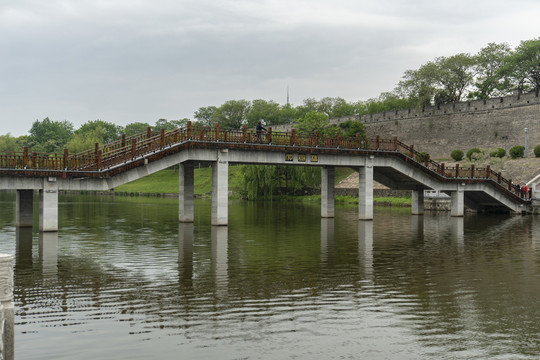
[
  {"xmin": 534, "ymin": 144, "xmax": 540, "ymax": 158},
  {"xmin": 451, "ymin": 149, "xmax": 464, "ymax": 161},
  {"xmin": 466, "ymin": 148, "xmax": 482, "ymax": 161},
  {"xmin": 489, "ymin": 148, "xmax": 505, "ymax": 158},
  {"xmin": 509, "ymin": 145, "xmax": 525, "ymax": 159},
  {"xmin": 415, "ymin": 152, "xmax": 430, "ymax": 162}
]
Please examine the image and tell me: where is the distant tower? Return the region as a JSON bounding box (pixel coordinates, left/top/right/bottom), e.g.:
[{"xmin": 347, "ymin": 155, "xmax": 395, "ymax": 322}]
[{"xmin": 286, "ymin": 86, "xmax": 290, "ymax": 106}]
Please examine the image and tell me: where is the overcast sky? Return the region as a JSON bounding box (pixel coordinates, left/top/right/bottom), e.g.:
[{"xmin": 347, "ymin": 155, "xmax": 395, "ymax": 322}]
[{"xmin": 2, "ymin": 0, "xmax": 540, "ymax": 136}]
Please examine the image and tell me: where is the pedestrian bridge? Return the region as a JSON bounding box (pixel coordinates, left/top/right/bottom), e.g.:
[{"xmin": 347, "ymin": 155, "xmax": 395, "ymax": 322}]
[{"xmin": 0, "ymin": 123, "xmax": 532, "ymax": 231}]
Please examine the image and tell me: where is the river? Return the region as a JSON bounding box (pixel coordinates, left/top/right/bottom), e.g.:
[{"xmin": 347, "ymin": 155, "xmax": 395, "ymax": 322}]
[{"xmin": 0, "ymin": 193, "xmax": 539, "ymax": 359}]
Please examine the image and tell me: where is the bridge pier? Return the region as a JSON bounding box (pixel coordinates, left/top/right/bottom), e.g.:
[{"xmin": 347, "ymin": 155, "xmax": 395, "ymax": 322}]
[
  {"xmin": 450, "ymin": 187, "xmax": 465, "ymax": 217},
  {"xmin": 39, "ymin": 183, "xmax": 58, "ymax": 232},
  {"xmin": 212, "ymin": 149, "xmax": 229, "ymax": 226},
  {"xmin": 179, "ymin": 162, "xmax": 195, "ymax": 223},
  {"xmin": 321, "ymin": 166, "xmax": 335, "ymax": 218},
  {"xmin": 358, "ymin": 159, "xmax": 374, "ymax": 221},
  {"xmin": 16, "ymin": 190, "xmax": 34, "ymax": 228},
  {"xmin": 411, "ymin": 190, "xmax": 425, "ymax": 215}
]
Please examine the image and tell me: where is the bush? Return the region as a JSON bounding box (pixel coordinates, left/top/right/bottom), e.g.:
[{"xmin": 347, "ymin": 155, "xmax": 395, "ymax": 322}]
[
  {"xmin": 534, "ymin": 144, "xmax": 540, "ymax": 158},
  {"xmin": 466, "ymin": 148, "xmax": 482, "ymax": 161},
  {"xmin": 509, "ymin": 145, "xmax": 525, "ymax": 159},
  {"xmin": 451, "ymin": 149, "xmax": 464, "ymax": 161},
  {"xmin": 489, "ymin": 148, "xmax": 506, "ymax": 158},
  {"xmin": 416, "ymin": 152, "xmax": 430, "ymax": 162}
]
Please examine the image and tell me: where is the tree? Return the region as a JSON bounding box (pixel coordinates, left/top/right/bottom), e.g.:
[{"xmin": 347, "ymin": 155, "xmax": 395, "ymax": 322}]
[
  {"xmin": 193, "ymin": 106, "xmax": 218, "ymax": 126},
  {"xmin": 0, "ymin": 133, "xmax": 18, "ymax": 152},
  {"xmin": 396, "ymin": 63, "xmax": 439, "ymax": 107},
  {"xmin": 471, "ymin": 42, "xmax": 513, "ymax": 99},
  {"xmin": 66, "ymin": 126, "xmax": 107, "ymax": 153},
  {"xmin": 214, "ymin": 100, "xmax": 251, "ymax": 129},
  {"xmin": 294, "ymin": 111, "xmax": 336, "ymax": 135},
  {"xmin": 154, "ymin": 118, "xmax": 189, "ymax": 131},
  {"xmin": 504, "ymin": 38, "xmax": 540, "ymax": 93},
  {"xmin": 123, "ymin": 122, "xmax": 151, "ymax": 137},
  {"xmin": 26, "ymin": 117, "xmax": 74, "ymax": 153},
  {"xmin": 246, "ymin": 99, "xmax": 281, "ymax": 128},
  {"xmin": 76, "ymin": 120, "xmax": 122, "ymax": 143}
]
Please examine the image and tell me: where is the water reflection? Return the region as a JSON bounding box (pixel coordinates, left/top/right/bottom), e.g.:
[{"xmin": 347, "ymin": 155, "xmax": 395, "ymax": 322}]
[
  {"xmin": 2, "ymin": 194, "xmax": 540, "ymax": 359},
  {"xmin": 39, "ymin": 232, "xmax": 58, "ymax": 277}
]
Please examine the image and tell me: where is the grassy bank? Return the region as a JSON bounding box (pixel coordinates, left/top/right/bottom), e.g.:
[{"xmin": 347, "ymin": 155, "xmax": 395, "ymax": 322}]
[{"xmin": 114, "ymin": 166, "xmax": 354, "ymax": 196}]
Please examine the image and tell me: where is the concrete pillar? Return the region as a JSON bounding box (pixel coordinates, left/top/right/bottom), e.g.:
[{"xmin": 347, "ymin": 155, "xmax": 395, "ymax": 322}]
[
  {"xmin": 179, "ymin": 162, "xmax": 195, "ymax": 223},
  {"xmin": 16, "ymin": 190, "xmax": 33, "ymax": 228},
  {"xmin": 39, "ymin": 178, "xmax": 59, "ymax": 232},
  {"xmin": 211, "ymin": 149, "xmax": 229, "ymax": 226},
  {"xmin": 321, "ymin": 166, "xmax": 335, "ymax": 218},
  {"xmin": 0, "ymin": 254, "xmax": 14, "ymax": 360},
  {"xmin": 411, "ymin": 190, "xmax": 425, "ymax": 215},
  {"xmin": 450, "ymin": 187, "xmax": 465, "ymax": 217},
  {"xmin": 358, "ymin": 158, "xmax": 374, "ymax": 221}
]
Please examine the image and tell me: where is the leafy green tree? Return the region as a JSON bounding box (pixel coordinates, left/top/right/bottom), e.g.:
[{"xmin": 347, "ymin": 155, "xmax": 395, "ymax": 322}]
[
  {"xmin": 339, "ymin": 120, "xmax": 367, "ymax": 139},
  {"xmin": 471, "ymin": 42, "xmax": 514, "ymax": 99},
  {"xmin": 432, "ymin": 54, "xmax": 476, "ymax": 105},
  {"xmin": 276, "ymin": 103, "xmax": 296, "ymax": 125},
  {"xmin": 509, "ymin": 145, "xmax": 525, "ymax": 159},
  {"xmin": 246, "ymin": 99, "xmax": 281, "ymax": 128},
  {"xmin": 154, "ymin": 118, "xmax": 189, "ymax": 131},
  {"xmin": 26, "ymin": 117, "xmax": 74, "ymax": 153},
  {"xmin": 214, "ymin": 100, "xmax": 251, "ymax": 129},
  {"xmin": 503, "ymin": 38, "xmax": 540, "ymax": 93},
  {"xmin": 294, "ymin": 111, "xmax": 338, "ymax": 136},
  {"xmin": 194, "ymin": 106, "xmax": 218, "ymax": 126},
  {"xmin": 123, "ymin": 122, "xmax": 151, "ymax": 137},
  {"xmin": 76, "ymin": 120, "xmax": 122, "ymax": 143},
  {"xmin": 0, "ymin": 133, "xmax": 18, "ymax": 152},
  {"xmin": 66, "ymin": 126, "xmax": 107, "ymax": 153},
  {"xmin": 396, "ymin": 62, "xmax": 439, "ymax": 107}
]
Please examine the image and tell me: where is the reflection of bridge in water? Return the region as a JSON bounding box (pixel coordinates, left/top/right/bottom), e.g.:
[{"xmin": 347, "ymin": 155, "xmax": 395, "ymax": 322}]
[{"xmin": 0, "ymin": 123, "xmax": 533, "ymax": 231}]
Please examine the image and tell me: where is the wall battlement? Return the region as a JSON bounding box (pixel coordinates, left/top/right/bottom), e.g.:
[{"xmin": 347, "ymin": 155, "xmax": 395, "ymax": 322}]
[{"xmin": 330, "ymin": 91, "xmax": 540, "ymax": 125}]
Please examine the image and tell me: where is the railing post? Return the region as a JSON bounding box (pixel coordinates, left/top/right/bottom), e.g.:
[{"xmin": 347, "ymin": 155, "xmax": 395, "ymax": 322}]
[
  {"xmin": 160, "ymin": 129, "xmax": 165, "ymax": 148},
  {"xmin": 393, "ymin": 136, "xmax": 398, "ymax": 151},
  {"xmin": 131, "ymin": 139, "xmax": 137, "ymax": 159},
  {"xmin": 63, "ymin": 148, "xmax": 68, "ymax": 169},
  {"xmin": 498, "ymin": 172, "xmax": 502, "ymax": 183},
  {"xmin": 147, "ymin": 127, "xmax": 152, "ymax": 139},
  {"xmin": 356, "ymin": 133, "xmax": 360, "ymax": 148},
  {"xmin": 455, "ymin": 163, "xmax": 459, "ymax": 177},
  {"xmin": 508, "ymin": 179, "xmax": 512, "ymax": 191},
  {"xmin": 375, "ymin": 135, "xmax": 380, "ymax": 149},
  {"xmin": 23, "ymin": 146, "xmax": 28, "ymax": 168},
  {"xmin": 471, "ymin": 164, "xmax": 475, "ymax": 178},
  {"xmin": 97, "ymin": 150, "xmax": 102, "ymax": 170},
  {"xmin": 441, "ymin": 163, "xmax": 445, "ymax": 175},
  {"xmin": 32, "ymin": 152, "xmax": 36, "ymax": 169},
  {"xmin": 187, "ymin": 121, "xmax": 192, "ymax": 139},
  {"xmin": 486, "ymin": 165, "xmax": 490, "ymax": 178},
  {"xmin": 215, "ymin": 123, "xmax": 220, "ymax": 141},
  {"xmin": 95, "ymin": 142, "xmax": 99, "ymax": 157},
  {"xmin": 291, "ymin": 129, "xmax": 296, "ymax": 146},
  {"xmin": 121, "ymin": 134, "xmax": 126, "ymax": 148},
  {"xmin": 409, "ymin": 144, "xmax": 414, "ymax": 158},
  {"xmin": 268, "ymin": 127, "xmax": 272, "ymax": 144},
  {"xmin": 336, "ymin": 132, "xmax": 340, "ymax": 148},
  {"xmin": 243, "ymin": 125, "xmax": 247, "ymax": 143}
]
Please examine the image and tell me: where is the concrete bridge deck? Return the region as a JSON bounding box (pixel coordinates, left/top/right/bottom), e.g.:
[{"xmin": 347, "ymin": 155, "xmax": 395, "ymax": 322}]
[{"xmin": 0, "ymin": 123, "xmax": 533, "ymax": 231}]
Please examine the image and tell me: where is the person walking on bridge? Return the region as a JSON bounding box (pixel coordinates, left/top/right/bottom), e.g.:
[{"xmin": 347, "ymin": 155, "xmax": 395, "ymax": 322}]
[{"xmin": 256, "ymin": 120, "xmax": 266, "ymax": 143}]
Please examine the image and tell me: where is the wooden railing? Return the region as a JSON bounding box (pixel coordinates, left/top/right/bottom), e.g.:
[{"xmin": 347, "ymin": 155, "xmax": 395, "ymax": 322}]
[{"xmin": 0, "ymin": 123, "xmax": 532, "ymax": 200}]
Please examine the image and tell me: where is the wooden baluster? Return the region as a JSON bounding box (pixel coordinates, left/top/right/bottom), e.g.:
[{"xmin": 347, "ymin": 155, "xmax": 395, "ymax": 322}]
[
  {"xmin": 147, "ymin": 127, "xmax": 152, "ymax": 139},
  {"xmin": 131, "ymin": 138, "xmax": 137, "ymax": 159},
  {"xmin": 243, "ymin": 125, "xmax": 247, "ymax": 143},
  {"xmin": 455, "ymin": 163, "xmax": 459, "ymax": 177},
  {"xmin": 187, "ymin": 121, "xmax": 192, "ymax": 139},
  {"xmin": 23, "ymin": 147, "xmax": 28, "ymax": 168},
  {"xmin": 471, "ymin": 164, "xmax": 475, "ymax": 178},
  {"xmin": 97, "ymin": 150, "xmax": 102, "ymax": 170},
  {"xmin": 121, "ymin": 134, "xmax": 126, "ymax": 148},
  {"xmin": 441, "ymin": 163, "xmax": 445, "ymax": 175},
  {"xmin": 409, "ymin": 144, "xmax": 414, "ymax": 158},
  {"xmin": 497, "ymin": 172, "xmax": 501, "ymax": 183},
  {"xmin": 291, "ymin": 129, "xmax": 296, "ymax": 146},
  {"xmin": 393, "ymin": 136, "xmax": 398, "ymax": 151},
  {"xmin": 160, "ymin": 129, "xmax": 165, "ymax": 148},
  {"xmin": 63, "ymin": 149, "xmax": 68, "ymax": 169},
  {"xmin": 486, "ymin": 165, "xmax": 490, "ymax": 179},
  {"xmin": 32, "ymin": 152, "xmax": 36, "ymax": 169}
]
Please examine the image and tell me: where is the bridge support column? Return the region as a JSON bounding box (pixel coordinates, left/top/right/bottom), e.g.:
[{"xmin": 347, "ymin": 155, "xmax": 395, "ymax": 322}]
[
  {"xmin": 212, "ymin": 149, "xmax": 229, "ymax": 226},
  {"xmin": 411, "ymin": 190, "xmax": 425, "ymax": 215},
  {"xmin": 358, "ymin": 158, "xmax": 374, "ymax": 221},
  {"xmin": 16, "ymin": 190, "xmax": 34, "ymax": 228},
  {"xmin": 39, "ymin": 179, "xmax": 58, "ymax": 232},
  {"xmin": 179, "ymin": 162, "xmax": 194, "ymax": 223},
  {"xmin": 450, "ymin": 187, "xmax": 465, "ymax": 217},
  {"xmin": 321, "ymin": 166, "xmax": 335, "ymax": 218}
]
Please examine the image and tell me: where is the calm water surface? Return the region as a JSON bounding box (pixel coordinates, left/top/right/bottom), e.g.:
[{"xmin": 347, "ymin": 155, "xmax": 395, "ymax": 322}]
[{"xmin": 0, "ymin": 193, "xmax": 539, "ymax": 359}]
